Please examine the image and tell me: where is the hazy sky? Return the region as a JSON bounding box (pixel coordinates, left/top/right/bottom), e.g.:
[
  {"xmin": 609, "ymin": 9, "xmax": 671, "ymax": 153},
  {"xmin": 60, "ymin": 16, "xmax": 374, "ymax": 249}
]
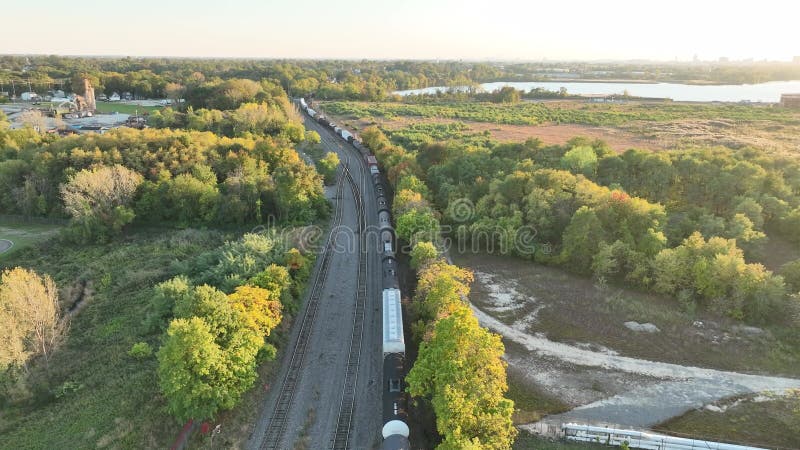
[{"xmin": 3, "ymin": 0, "xmax": 798, "ymax": 61}]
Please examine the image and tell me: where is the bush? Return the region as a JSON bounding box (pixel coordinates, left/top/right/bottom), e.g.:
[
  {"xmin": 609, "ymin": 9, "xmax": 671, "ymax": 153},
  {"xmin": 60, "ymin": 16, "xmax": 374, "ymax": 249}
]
[{"xmin": 128, "ymin": 342, "xmax": 153, "ymax": 359}]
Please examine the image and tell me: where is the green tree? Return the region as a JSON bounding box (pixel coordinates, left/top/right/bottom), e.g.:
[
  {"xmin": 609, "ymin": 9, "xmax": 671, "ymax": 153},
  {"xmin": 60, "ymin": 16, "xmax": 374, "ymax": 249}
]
[
  {"xmin": 561, "ymin": 206, "xmax": 606, "ymax": 274},
  {"xmin": 157, "ymin": 317, "xmax": 230, "ymax": 422},
  {"xmin": 410, "ymin": 241, "xmax": 438, "ymax": 269},
  {"xmin": 561, "ymin": 145, "xmax": 598, "ymax": 177},
  {"xmin": 780, "ymin": 259, "xmax": 800, "ymax": 293},
  {"xmin": 60, "ymin": 164, "xmax": 143, "ymax": 241},
  {"xmin": 492, "ymin": 86, "xmax": 521, "ymax": 104},
  {"xmin": 407, "ymin": 307, "xmax": 516, "ymax": 450},
  {"xmin": 396, "ymin": 209, "xmax": 440, "ymax": 243},
  {"xmin": 317, "ymin": 151, "xmax": 340, "ymax": 185}
]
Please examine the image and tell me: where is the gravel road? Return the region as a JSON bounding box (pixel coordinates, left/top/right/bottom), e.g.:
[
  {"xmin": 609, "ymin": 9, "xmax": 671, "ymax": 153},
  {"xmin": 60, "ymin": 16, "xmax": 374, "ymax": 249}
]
[{"xmin": 248, "ymin": 116, "xmax": 382, "ymax": 450}]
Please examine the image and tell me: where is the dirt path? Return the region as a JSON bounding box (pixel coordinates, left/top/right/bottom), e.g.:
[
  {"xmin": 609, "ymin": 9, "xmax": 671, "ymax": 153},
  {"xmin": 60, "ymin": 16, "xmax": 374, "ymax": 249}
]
[{"xmin": 471, "ymin": 303, "xmax": 800, "ymax": 430}]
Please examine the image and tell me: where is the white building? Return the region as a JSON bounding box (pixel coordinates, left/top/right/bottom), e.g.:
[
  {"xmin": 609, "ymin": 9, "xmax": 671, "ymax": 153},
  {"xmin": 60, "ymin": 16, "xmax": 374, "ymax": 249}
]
[{"xmin": 20, "ymin": 92, "xmax": 39, "ymax": 101}]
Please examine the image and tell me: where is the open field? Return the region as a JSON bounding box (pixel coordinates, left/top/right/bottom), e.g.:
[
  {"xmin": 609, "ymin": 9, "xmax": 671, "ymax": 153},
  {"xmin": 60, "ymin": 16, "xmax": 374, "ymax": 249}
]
[
  {"xmin": 94, "ymin": 102, "xmax": 159, "ymax": 115},
  {"xmin": 0, "ymin": 221, "xmax": 62, "ymax": 258},
  {"xmin": 323, "ymin": 100, "xmax": 800, "ymax": 155},
  {"xmin": 656, "ymin": 393, "xmax": 800, "ymax": 449},
  {"xmin": 0, "ymin": 228, "xmax": 229, "ymax": 449}
]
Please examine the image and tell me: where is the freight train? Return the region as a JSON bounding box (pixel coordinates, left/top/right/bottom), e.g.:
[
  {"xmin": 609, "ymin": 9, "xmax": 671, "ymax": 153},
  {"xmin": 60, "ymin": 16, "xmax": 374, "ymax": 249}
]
[{"xmin": 298, "ymin": 98, "xmax": 410, "ymax": 450}]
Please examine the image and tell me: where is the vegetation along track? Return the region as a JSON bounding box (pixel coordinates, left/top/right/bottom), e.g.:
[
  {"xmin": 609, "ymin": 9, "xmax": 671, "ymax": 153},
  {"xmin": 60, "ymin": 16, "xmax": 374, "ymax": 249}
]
[
  {"xmin": 331, "ymin": 160, "xmax": 368, "ymax": 449},
  {"xmin": 259, "ymin": 166, "xmax": 347, "ymax": 450}
]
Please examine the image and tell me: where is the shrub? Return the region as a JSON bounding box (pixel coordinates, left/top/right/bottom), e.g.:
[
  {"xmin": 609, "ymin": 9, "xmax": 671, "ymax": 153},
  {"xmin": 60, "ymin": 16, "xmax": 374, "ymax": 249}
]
[{"xmin": 128, "ymin": 342, "xmax": 153, "ymax": 359}]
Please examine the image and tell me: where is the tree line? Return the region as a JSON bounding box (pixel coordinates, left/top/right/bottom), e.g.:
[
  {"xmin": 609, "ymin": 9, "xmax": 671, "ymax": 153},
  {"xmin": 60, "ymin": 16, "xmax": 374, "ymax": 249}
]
[
  {"xmin": 0, "ymin": 121, "xmax": 327, "ymax": 242},
  {"xmin": 4, "ymin": 56, "xmax": 799, "ymax": 104}
]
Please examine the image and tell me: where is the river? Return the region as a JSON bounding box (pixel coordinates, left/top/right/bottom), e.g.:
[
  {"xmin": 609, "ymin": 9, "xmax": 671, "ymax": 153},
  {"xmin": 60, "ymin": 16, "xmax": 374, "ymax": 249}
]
[{"xmin": 394, "ymin": 80, "xmax": 800, "ymax": 103}]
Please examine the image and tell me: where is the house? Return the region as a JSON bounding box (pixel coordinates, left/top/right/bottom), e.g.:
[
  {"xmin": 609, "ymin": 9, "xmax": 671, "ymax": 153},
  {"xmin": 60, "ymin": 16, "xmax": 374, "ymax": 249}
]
[
  {"xmin": 122, "ymin": 92, "xmax": 133, "ymax": 100},
  {"xmin": 108, "ymin": 92, "xmax": 121, "ymax": 102},
  {"xmin": 20, "ymin": 91, "xmax": 39, "ymax": 101},
  {"xmin": 780, "ymin": 94, "xmax": 800, "ymax": 108}
]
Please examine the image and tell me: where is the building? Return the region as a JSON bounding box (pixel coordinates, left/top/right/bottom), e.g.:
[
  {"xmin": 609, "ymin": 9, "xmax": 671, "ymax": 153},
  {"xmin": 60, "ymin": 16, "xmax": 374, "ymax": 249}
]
[
  {"xmin": 20, "ymin": 91, "xmax": 39, "ymax": 101},
  {"xmin": 83, "ymin": 78, "xmax": 96, "ymax": 112},
  {"xmin": 780, "ymin": 94, "xmax": 800, "ymax": 108}
]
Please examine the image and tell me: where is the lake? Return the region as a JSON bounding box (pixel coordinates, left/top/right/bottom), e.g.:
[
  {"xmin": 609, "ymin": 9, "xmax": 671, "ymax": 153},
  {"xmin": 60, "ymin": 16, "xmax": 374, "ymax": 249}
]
[{"xmin": 394, "ymin": 80, "xmax": 800, "ymax": 103}]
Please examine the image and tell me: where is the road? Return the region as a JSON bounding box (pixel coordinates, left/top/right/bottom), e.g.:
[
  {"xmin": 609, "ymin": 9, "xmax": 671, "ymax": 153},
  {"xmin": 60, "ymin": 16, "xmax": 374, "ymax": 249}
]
[{"xmin": 248, "ymin": 115, "xmax": 383, "ymax": 450}]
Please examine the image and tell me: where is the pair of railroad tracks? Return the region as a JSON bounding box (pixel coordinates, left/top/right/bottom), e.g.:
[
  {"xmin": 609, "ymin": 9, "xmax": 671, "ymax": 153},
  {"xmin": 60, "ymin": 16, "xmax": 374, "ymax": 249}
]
[
  {"xmin": 331, "ymin": 161, "xmax": 368, "ymax": 450},
  {"xmin": 259, "ymin": 163, "xmax": 348, "ymax": 450}
]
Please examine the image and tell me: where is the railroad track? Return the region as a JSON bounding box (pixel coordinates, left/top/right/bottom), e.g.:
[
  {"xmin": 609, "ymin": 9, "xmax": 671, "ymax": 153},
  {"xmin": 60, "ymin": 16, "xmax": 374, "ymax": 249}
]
[
  {"xmin": 259, "ymin": 165, "xmax": 348, "ymax": 450},
  {"xmin": 331, "ymin": 161, "xmax": 368, "ymax": 450}
]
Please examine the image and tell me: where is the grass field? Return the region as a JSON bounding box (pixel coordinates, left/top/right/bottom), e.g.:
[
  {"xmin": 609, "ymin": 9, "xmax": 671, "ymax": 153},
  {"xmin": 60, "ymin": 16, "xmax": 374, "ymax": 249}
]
[
  {"xmin": 323, "ymin": 100, "xmax": 800, "ymax": 155},
  {"xmin": 0, "ymin": 221, "xmax": 62, "ymax": 258},
  {"xmin": 325, "ymin": 100, "xmax": 800, "ymax": 127},
  {"xmin": 0, "ymin": 228, "xmax": 229, "ymax": 449},
  {"xmin": 94, "ymin": 102, "xmax": 160, "ymax": 115}
]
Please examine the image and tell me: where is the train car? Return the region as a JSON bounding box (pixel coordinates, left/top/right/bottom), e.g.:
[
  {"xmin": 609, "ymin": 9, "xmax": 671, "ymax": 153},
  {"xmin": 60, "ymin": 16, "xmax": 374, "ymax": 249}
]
[
  {"xmin": 340, "ymin": 129, "xmax": 354, "ymax": 142},
  {"xmin": 306, "ymin": 108, "xmax": 317, "ymax": 119},
  {"xmin": 381, "ymin": 229, "xmax": 395, "ymax": 255},
  {"xmin": 377, "ymin": 195, "xmax": 390, "ymax": 215},
  {"xmin": 382, "ymin": 288, "xmax": 404, "ymax": 355},
  {"xmin": 317, "ymin": 115, "xmax": 330, "ymax": 127},
  {"xmin": 375, "ymin": 181, "xmax": 386, "ymax": 200},
  {"xmin": 382, "ymin": 288, "xmax": 409, "ymax": 449},
  {"xmin": 380, "ymin": 433, "xmax": 410, "ymax": 450},
  {"xmin": 378, "ymin": 209, "xmax": 391, "ymax": 229},
  {"xmin": 383, "ymin": 256, "xmax": 399, "ymax": 289},
  {"xmin": 299, "ymin": 98, "xmax": 307, "ymax": 109},
  {"xmin": 367, "ymin": 155, "xmax": 380, "ymax": 176},
  {"xmin": 381, "ymin": 353, "xmax": 409, "ymax": 444}
]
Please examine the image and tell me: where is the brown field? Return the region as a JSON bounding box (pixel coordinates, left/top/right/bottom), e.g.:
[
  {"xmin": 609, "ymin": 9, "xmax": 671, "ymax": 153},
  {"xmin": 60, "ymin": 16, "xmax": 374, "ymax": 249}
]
[
  {"xmin": 325, "ymin": 102, "xmax": 800, "ymax": 156},
  {"xmin": 332, "ymin": 114, "xmax": 666, "ymax": 152}
]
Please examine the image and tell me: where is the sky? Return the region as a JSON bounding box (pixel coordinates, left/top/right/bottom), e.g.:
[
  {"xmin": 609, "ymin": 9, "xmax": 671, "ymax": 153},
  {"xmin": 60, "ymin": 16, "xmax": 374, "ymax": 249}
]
[{"xmin": 2, "ymin": 0, "xmax": 798, "ymax": 61}]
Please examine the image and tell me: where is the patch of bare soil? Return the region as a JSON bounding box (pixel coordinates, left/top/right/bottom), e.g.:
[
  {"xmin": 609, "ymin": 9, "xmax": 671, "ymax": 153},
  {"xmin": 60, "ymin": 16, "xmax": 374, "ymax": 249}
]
[
  {"xmin": 469, "ymin": 122, "xmax": 664, "ymax": 152},
  {"xmin": 623, "ymin": 119, "xmax": 800, "ymax": 155}
]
